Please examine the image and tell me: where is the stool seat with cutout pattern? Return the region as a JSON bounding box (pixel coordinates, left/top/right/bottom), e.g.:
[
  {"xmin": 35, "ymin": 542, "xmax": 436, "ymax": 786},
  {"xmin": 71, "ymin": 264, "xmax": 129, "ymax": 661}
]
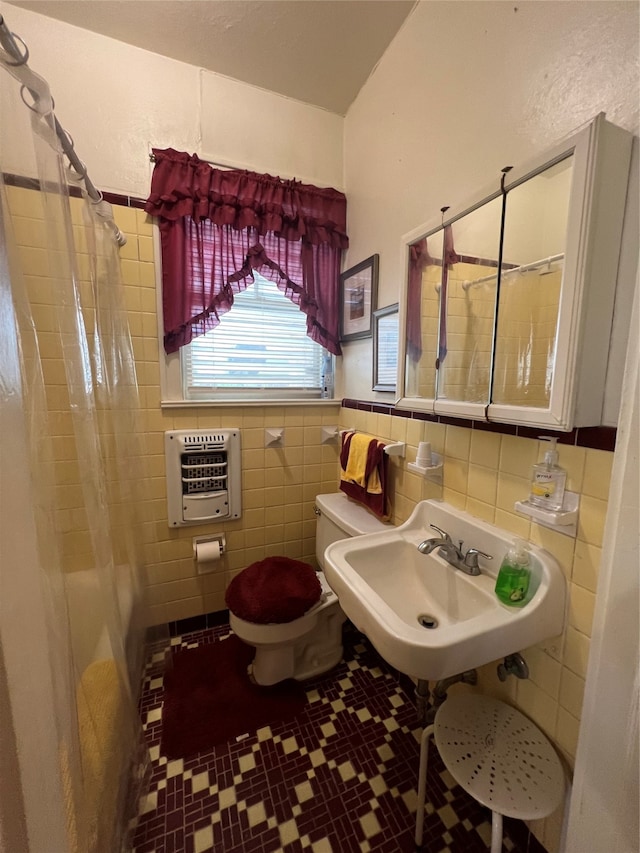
[{"xmin": 416, "ymin": 694, "xmax": 565, "ymax": 852}]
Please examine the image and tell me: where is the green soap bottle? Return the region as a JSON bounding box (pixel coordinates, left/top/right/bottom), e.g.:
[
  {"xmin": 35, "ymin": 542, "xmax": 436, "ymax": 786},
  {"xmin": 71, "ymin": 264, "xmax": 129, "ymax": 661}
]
[{"xmin": 494, "ymin": 539, "xmax": 531, "ymax": 607}]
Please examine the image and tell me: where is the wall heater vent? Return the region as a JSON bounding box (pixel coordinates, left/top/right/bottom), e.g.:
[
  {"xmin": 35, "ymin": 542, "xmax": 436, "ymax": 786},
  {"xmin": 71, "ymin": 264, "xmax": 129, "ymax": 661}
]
[{"xmin": 165, "ymin": 429, "xmax": 241, "ymax": 527}]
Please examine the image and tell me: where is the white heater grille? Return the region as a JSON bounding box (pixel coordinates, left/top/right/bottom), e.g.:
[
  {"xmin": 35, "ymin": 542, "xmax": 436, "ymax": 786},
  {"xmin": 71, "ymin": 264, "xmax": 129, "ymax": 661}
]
[
  {"xmin": 165, "ymin": 429, "xmax": 241, "ymax": 527},
  {"xmin": 181, "ymin": 453, "xmax": 227, "ymax": 494}
]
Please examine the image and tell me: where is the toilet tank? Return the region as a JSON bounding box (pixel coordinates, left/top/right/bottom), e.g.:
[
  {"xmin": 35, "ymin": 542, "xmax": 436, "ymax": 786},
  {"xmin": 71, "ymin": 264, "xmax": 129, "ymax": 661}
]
[{"xmin": 314, "ymin": 493, "xmax": 391, "ymax": 569}]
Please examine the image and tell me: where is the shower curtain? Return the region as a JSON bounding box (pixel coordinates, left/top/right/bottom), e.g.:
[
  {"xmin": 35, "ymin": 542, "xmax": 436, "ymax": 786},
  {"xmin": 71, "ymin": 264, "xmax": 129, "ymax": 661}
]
[{"xmin": 0, "ymin": 41, "xmax": 152, "ymax": 853}]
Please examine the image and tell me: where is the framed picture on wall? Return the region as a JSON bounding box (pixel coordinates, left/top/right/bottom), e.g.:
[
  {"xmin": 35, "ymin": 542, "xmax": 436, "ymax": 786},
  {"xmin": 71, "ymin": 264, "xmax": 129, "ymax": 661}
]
[
  {"xmin": 339, "ymin": 254, "xmax": 379, "ymax": 342},
  {"xmin": 372, "ymin": 304, "xmax": 399, "ymax": 392}
]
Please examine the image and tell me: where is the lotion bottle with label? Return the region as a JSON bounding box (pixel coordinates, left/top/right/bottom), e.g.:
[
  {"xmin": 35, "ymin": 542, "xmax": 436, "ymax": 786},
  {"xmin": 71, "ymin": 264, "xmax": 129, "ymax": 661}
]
[{"xmin": 529, "ymin": 436, "xmax": 566, "ymax": 512}]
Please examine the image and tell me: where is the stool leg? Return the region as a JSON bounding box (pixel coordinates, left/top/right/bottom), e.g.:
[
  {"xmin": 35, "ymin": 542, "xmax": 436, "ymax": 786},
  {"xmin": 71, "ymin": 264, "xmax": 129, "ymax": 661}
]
[
  {"xmin": 490, "ymin": 811, "xmax": 503, "ymax": 853},
  {"xmin": 414, "ymin": 724, "xmax": 434, "ymax": 849}
]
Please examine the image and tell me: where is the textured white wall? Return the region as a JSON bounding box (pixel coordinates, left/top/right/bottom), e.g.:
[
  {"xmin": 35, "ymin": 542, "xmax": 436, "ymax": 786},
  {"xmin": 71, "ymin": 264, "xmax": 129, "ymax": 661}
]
[
  {"xmin": 566, "ymin": 269, "xmax": 640, "ymax": 853},
  {"xmin": 200, "ymin": 71, "xmax": 343, "ymax": 187},
  {"xmin": 0, "ymin": 2, "xmax": 344, "ymax": 196},
  {"xmin": 342, "ymin": 1, "xmax": 639, "ymax": 406},
  {"xmin": 1, "ymin": 2, "xmax": 200, "ymax": 196}
]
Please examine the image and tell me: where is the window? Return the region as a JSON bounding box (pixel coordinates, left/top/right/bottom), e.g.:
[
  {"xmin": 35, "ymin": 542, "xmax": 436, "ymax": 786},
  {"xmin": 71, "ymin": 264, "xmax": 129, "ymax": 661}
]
[
  {"xmin": 148, "ymin": 150, "xmax": 346, "ymax": 405},
  {"xmin": 182, "ymin": 272, "xmax": 330, "ymax": 401}
]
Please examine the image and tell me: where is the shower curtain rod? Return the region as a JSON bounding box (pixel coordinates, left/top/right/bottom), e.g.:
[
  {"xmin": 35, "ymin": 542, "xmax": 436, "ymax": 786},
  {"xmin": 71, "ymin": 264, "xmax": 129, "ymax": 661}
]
[
  {"xmin": 0, "ymin": 14, "xmax": 126, "ymax": 246},
  {"xmin": 461, "ymin": 252, "xmax": 565, "ymax": 291}
]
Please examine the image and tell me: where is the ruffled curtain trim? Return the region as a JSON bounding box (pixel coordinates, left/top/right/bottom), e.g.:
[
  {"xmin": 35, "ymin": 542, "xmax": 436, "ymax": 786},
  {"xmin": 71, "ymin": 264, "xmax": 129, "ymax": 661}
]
[{"xmin": 145, "ymin": 148, "xmax": 348, "ymax": 250}]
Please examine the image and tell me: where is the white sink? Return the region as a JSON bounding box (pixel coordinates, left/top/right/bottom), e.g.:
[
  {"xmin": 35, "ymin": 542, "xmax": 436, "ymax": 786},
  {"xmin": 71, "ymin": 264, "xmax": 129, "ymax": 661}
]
[{"xmin": 324, "ymin": 500, "xmax": 566, "ymax": 681}]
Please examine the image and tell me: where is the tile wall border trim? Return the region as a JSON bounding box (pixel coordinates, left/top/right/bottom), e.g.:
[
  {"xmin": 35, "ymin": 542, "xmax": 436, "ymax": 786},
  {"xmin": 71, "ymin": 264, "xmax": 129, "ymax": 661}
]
[
  {"xmin": 341, "ymin": 399, "xmax": 617, "ymax": 451},
  {"xmin": 3, "ymin": 172, "xmax": 146, "ymax": 208},
  {"xmin": 161, "ymin": 608, "xmax": 231, "ymax": 638}
]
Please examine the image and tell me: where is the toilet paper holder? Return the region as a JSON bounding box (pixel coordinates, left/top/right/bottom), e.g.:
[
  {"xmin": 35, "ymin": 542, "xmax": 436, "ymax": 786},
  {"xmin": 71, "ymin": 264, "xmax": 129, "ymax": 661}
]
[{"xmin": 192, "ymin": 533, "xmax": 226, "ymax": 558}]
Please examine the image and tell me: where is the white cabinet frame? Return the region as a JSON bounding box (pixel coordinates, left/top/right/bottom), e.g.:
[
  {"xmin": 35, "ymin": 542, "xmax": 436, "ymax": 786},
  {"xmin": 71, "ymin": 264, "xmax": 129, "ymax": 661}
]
[{"xmin": 397, "ymin": 113, "xmax": 632, "ymax": 431}]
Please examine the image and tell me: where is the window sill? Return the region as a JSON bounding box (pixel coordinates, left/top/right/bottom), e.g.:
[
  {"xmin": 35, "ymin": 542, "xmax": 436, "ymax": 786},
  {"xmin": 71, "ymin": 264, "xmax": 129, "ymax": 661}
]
[{"xmin": 160, "ymin": 398, "xmax": 342, "ymax": 409}]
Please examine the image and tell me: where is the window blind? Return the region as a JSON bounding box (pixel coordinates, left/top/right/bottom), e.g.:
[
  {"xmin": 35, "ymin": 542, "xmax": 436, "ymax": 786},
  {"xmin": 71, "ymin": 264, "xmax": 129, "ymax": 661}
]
[{"xmin": 183, "ymin": 273, "xmax": 325, "ymax": 400}]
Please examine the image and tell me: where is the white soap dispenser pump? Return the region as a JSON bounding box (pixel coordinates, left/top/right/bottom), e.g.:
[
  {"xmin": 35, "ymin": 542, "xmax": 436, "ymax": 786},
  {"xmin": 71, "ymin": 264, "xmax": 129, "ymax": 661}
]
[{"xmin": 529, "ymin": 436, "xmax": 567, "ymax": 512}]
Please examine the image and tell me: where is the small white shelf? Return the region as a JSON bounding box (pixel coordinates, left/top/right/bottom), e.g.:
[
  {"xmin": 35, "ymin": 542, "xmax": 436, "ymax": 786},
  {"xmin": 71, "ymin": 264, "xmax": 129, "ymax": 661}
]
[
  {"xmin": 515, "ymin": 491, "xmax": 580, "ymax": 537},
  {"xmin": 408, "ymin": 451, "xmax": 443, "ymax": 481}
]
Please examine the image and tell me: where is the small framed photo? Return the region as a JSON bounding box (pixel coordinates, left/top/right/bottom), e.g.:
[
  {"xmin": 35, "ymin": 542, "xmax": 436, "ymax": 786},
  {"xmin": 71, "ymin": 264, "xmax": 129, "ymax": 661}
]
[
  {"xmin": 373, "ymin": 304, "xmax": 399, "ymax": 392},
  {"xmin": 339, "ymin": 254, "xmax": 379, "ymax": 342}
]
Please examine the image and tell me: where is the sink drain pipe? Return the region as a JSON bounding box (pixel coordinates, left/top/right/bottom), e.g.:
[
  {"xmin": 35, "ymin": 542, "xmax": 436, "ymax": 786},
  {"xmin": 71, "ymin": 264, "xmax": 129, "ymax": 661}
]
[
  {"xmin": 432, "ymin": 670, "xmax": 478, "ymax": 707},
  {"xmin": 416, "ymin": 670, "xmax": 478, "ymax": 725}
]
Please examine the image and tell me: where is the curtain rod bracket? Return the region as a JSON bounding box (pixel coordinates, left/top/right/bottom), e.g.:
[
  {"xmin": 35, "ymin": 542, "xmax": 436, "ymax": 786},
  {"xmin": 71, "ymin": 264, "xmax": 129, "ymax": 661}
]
[{"xmin": 1, "ymin": 12, "xmax": 125, "ymax": 246}]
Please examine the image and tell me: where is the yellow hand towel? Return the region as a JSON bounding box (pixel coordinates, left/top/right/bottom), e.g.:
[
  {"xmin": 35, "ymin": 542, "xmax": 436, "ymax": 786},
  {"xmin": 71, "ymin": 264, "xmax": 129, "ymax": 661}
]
[{"xmin": 340, "ymin": 432, "xmax": 382, "ymax": 494}]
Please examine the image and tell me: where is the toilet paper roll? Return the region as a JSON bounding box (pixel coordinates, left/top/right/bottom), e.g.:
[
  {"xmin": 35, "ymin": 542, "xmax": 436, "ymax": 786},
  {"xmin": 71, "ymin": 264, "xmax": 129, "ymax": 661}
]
[{"xmin": 194, "ymin": 540, "xmax": 221, "ymax": 574}]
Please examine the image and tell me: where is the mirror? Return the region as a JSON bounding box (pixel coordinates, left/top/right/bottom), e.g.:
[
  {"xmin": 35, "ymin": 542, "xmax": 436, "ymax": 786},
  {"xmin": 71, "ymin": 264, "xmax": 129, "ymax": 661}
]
[
  {"xmin": 398, "ymin": 114, "xmax": 632, "ymax": 431},
  {"xmin": 373, "ymin": 304, "xmax": 399, "ymax": 392},
  {"xmin": 435, "ymin": 197, "xmax": 502, "ymax": 406},
  {"xmin": 401, "ymin": 152, "xmax": 575, "ymax": 417},
  {"xmin": 492, "ymin": 156, "xmax": 573, "ymax": 407},
  {"xmin": 405, "ymin": 229, "xmax": 442, "ymax": 398}
]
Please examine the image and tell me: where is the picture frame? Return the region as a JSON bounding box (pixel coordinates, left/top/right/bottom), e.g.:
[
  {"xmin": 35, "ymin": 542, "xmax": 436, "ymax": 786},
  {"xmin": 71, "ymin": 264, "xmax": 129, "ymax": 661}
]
[
  {"xmin": 372, "ymin": 303, "xmax": 399, "ymax": 392},
  {"xmin": 339, "ymin": 254, "xmax": 379, "ymax": 342}
]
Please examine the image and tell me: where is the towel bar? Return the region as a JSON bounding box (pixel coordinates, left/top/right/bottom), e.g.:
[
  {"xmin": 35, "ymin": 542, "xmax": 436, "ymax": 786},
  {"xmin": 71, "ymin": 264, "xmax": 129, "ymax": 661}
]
[
  {"xmin": 339, "ymin": 429, "xmax": 405, "ymax": 458},
  {"xmin": 383, "ymin": 441, "xmax": 405, "ymax": 457}
]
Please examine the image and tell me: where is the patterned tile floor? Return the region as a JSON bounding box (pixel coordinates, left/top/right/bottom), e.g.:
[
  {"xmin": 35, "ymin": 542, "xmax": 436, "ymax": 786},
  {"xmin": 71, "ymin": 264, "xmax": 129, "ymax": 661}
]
[{"xmin": 131, "ymin": 622, "xmax": 540, "ymax": 853}]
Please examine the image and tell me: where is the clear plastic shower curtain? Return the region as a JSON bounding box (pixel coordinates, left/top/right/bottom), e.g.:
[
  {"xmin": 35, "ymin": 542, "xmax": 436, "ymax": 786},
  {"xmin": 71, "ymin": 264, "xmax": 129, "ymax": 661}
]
[{"xmin": 0, "ymin": 48, "xmax": 152, "ymax": 853}]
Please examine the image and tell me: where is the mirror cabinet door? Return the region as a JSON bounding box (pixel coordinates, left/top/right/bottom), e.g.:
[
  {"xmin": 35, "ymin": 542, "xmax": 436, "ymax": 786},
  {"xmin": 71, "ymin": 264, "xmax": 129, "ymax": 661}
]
[
  {"xmin": 492, "ymin": 155, "xmax": 574, "ymax": 408},
  {"xmin": 404, "ymin": 228, "xmax": 443, "ymax": 400},
  {"xmin": 399, "ymin": 115, "xmax": 631, "ymax": 429},
  {"xmin": 435, "ymin": 196, "xmax": 503, "ymax": 411}
]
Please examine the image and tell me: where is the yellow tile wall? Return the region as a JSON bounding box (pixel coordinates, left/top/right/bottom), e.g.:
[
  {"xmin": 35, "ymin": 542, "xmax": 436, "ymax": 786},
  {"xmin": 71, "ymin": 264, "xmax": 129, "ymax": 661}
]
[
  {"xmin": 7, "ymin": 184, "xmax": 96, "ymax": 572},
  {"xmin": 109, "ymin": 202, "xmax": 342, "ymax": 627},
  {"xmin": 338, "ymin": 404, "xmax": 612, "ymax": 850},
  {"xmin": 139, "ymin": 402, "xmax": 341, "ymax": 626},
  {"xmin": 408, "ymin": 261, "xmax": 562, "ymax": 409},
  {"xmin": 8, "ymin": 186, "xmax": 342, "ymax": 626},
  {"xmin": 115, "ymin": 201, "xmax": 350, "ymax": 624},
  {"xmin": 441, "ymin": 262, "xmax": 495, "ymax": 403}
]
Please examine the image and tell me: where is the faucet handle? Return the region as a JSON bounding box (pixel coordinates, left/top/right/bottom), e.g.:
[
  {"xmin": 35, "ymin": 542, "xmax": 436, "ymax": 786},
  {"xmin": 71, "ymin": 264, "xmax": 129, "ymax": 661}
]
[
  {"xmin": 463, "ymin": 548, "xmax": 493, "ymax": 569},
  {"xmin": 430, "ymin": 524, "xmax": 452, "ymax": 543}
]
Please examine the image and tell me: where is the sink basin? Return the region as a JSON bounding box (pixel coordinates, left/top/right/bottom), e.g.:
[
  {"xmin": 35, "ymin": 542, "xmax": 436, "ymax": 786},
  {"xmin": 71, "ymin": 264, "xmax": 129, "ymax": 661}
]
[{"xmin": 324, "ymin": 500, "xmax": 566, "ymax": 681}]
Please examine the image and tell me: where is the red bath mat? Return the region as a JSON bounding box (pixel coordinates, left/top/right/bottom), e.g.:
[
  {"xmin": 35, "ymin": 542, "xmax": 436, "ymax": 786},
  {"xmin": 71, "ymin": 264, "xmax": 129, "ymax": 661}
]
[{"xmin": 160, "ymin": 634, "xmax": 307, "ymax": 759}]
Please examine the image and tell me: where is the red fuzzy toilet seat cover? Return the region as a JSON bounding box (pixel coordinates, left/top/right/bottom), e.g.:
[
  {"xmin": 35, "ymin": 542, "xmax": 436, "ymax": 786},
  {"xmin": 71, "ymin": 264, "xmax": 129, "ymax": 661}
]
[{"xmin": 225, "ymin": 557, "xmax": 322, "ymax": 624}]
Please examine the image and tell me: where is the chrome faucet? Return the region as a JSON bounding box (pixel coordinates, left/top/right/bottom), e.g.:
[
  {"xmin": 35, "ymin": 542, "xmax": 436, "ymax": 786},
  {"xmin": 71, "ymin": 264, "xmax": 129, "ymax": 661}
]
[{"xmin": 417, "ymin": 525, "xmax": 493, "ymax": 576}]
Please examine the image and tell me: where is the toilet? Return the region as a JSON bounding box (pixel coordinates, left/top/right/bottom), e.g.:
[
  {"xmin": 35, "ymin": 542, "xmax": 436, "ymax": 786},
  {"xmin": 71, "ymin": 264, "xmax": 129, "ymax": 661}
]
[{"xmin": 227, "ymin": 492, "xmax": 390, "ymax": 685}]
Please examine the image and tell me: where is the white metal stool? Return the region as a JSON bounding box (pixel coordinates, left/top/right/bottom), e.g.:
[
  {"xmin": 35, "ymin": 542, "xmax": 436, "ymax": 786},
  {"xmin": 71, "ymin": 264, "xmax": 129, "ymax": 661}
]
[{"xmin": 415, "ymin": 694, "xmax": 565, "ymax": 852}]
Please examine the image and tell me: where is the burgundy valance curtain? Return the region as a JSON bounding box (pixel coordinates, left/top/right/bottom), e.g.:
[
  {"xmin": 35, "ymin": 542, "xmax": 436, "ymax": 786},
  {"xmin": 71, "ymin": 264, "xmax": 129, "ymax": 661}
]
[
  {"xmin": 406, "ymin": 237, "xmax": 431, "ymax": 363},
  {"xmin": 144, "ymin": 148, "xmax": 348, "ymax": 355}
]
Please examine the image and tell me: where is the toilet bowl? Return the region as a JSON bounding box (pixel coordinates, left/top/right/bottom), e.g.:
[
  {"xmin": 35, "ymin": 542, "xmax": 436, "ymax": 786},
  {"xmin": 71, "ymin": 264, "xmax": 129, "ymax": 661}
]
[{"xmin": 227, "ymin": 492, "xmax": 390, "ymax": 686}]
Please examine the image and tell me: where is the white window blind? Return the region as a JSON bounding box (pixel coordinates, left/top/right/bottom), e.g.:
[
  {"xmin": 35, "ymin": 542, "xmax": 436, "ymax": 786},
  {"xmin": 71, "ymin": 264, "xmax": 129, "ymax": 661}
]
[
  {"xmin": 183, "ymin": 272, "xmax": 327, "ymax": 401},
  {"xmin": 377, "ymin": 317, "xmax": 399, "ymax": 386}
]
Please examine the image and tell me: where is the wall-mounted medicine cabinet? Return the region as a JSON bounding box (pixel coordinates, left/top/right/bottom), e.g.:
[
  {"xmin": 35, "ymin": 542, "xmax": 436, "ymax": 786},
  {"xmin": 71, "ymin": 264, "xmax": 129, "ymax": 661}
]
[{"xmin": 397, "ymin": 113, "xmax": 632, "ymax": 431}]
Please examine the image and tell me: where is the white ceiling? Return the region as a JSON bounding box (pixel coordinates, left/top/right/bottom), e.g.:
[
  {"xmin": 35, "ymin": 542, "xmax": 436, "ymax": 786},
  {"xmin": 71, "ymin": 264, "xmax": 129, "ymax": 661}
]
[{"xmin": 9, "ymin": 0, "xmax": 416, "ymax": 115}]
